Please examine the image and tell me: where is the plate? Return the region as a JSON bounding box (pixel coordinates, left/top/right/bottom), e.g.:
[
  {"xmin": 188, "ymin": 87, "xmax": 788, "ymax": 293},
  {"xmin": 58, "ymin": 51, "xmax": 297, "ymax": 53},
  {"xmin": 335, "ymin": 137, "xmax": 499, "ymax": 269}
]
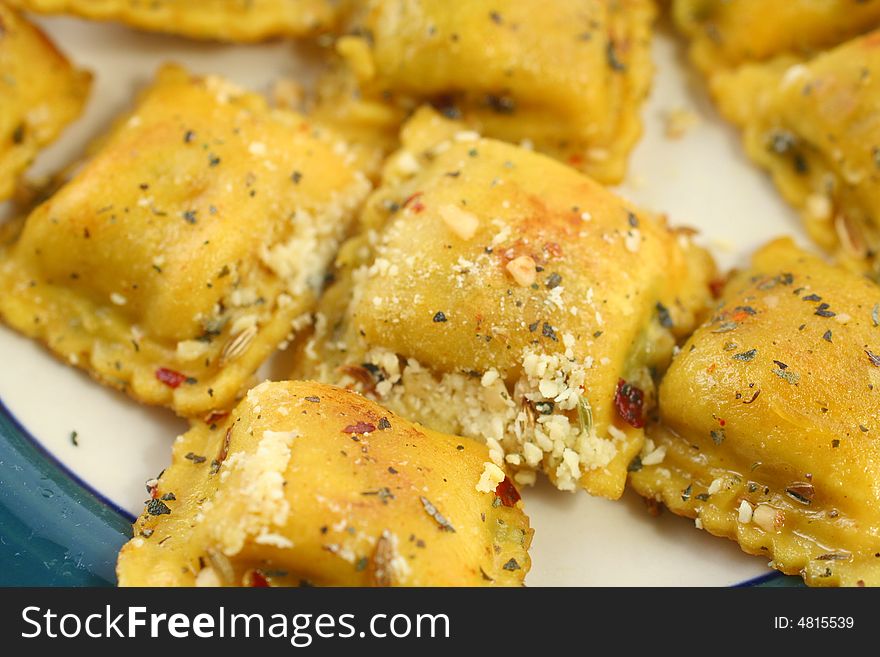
[{"xmin": 0, "ymin": 15, "xmax": 807, "ymax": 586}]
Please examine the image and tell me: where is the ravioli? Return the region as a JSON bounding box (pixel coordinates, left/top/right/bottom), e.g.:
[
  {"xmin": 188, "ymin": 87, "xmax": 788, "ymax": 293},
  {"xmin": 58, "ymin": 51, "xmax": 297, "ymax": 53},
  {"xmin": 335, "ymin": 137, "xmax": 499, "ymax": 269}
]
[
  {"xmin": 630, "ymin": 239, "xmax": 880, "ymax": 587},
  {"xmin": 674, "ymin": 0, "xmax": 880, "ymax": 74},
  {"xmin": 313, "ymin": 0, "xmax": 655, "ymax": 184},
  {"xmin": 6, "ymin": 0, "xmax": 348, "ymax": 41},
  {"xmin": 291, "ymin": 108, "xmax": 716, "ymax": 499},
  {"xmin": 0, "ymin": 65, "xmax": 371, "ymax": 417},
  {"xmin": 0, "ymin": 3, "xmax": 91, "ymax": 201},
  {"xmin": 712, "ymin": 31, "xmax": 880, "ymax": 280},
  {"xmin": 117, "ymin": 380, "xmax": 532, "ymax": 587}
]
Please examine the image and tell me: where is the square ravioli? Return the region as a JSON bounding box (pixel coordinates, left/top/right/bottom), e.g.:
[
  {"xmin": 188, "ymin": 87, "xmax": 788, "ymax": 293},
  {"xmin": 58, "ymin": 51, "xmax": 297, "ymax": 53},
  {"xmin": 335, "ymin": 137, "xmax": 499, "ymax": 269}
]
[
  {"xmin": 0, "ymin": 65, "xmax": 371, "ymax": 417},
  {"xmin": 674, "ymin": 0, "xmax": 880, "ymax": 74},
  {"xmin": 630, "ymin": 239, "xmax": 880, "ymax": 587},
  {"xmin": 314, "ymin": 0, "xmax": 655, "ymax": 184},
  {"xmin": 292, "ymin": 108, "xmax": 716, "ymax": 499},
  {"xmin": 117, "ymin": 381, "xmax": 532, "ymax": 587},
  {"xmin": 712, "ymin": 31, "xmax": 880, "ymax": 280},
  {"xmin": 0, "ymin": 3, "xmax": 91, "ymax": 200},
  {"xmin": 6, "ymin": 0, "xmax": 348, "ymax": 41}
]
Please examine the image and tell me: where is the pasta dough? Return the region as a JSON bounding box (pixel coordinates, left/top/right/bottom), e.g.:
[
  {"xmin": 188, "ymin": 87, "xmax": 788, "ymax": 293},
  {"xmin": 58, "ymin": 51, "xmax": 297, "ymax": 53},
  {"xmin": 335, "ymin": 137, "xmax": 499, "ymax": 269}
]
[
  {"xmin": 712, "ymin": 31, "xmax": 880, "ymax": 279},
  {"xmin": 674, "ymin": 0, "xmax": 880, "ymax": 74},
  {"xmin": 0, "ymin": 3, "xmax": 91, "ymax": 200},
  {"xmin": 313, "ymin": 0, "xmax": 655, "ymax": 184},
  {"xmin": 292, "ymin": 108, "xmax": 716, "ymax": 499},
  {"xmin": 630, "ymin": 238, "xmax": 880, "ymax": 587},
  {"xmin": 0, "ymin": 65, "xmax": 370, "ymax": 417},
  {"xmin": 117, "ymin": 380, "xmax": 532, "ymax": 586},
  {"xmin": 5, "ymin": 0, "xmax": 348, "ymax": 41}
]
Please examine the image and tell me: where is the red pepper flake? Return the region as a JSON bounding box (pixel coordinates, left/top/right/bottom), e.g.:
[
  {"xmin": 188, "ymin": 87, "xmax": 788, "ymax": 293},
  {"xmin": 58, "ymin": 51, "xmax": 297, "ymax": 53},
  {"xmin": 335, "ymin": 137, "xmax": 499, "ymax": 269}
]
[
  {"xmin": 403, "ymin": 192, "xmax": 425, "ymax": 213},
  {"xmin": 203, "ymin": 410, "xmax": 230, "ymax": 425},
  {"xmin": 156, "ymin": 367, "xmax": 187, "ymax": 389},
  {"xmin": 614, "ymin": 379, "xmax": 645, "ymax": 428},
  {"xmin": 343, "ymin": 421, "xmax": 376, "ymax": 434},
  {"xmin": 567, "ymin": 153, "xmax": 584, "ymax": 166},
  {"xmin": 244, "ymin": 570, "xmax": 270, "ymax": 587},
  {"xmin": 709, "ymin": 278, "xmax": 726, "ymax": 299},
  {"xmin": 543, "ymin": 242, "xmax": 563, "ymax": 258},
  {"xmin": 495, "ymin": 476, "xmax": 521, "ymax": 507}
]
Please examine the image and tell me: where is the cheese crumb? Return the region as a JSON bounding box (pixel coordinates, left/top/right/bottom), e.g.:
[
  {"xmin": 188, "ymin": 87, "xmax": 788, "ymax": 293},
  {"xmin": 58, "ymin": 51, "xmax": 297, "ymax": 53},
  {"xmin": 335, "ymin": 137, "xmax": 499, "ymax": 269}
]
[
  {"xmin": 506, "ymin": 255, "xmax": 537, "ymax": 287},
  {"xmin": 737, "ymin": 499, "xmax": 754, "ymax": 524},
  {"xmin": 476, "ymin": 462, "xmax": 506, "ymax": 493},
  {"xmin": 439, "ymin": 204, "xmax": 479, "ymax": 240}
]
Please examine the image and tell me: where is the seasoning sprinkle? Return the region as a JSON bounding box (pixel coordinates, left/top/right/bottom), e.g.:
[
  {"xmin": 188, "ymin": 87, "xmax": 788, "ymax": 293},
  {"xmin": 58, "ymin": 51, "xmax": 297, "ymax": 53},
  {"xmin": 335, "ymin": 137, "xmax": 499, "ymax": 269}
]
[
  {"xmin": 814, "ymin": 303, "xmax": 836, "ymax": 318},
  {"xmin": 185, "ymin": 452, "xmax": 207, "ymax": 464},
  {"xmin": 656, "ymin": 302, "xmax": 673, "ymax": 329},
  {"xmin": 146, "ymin": 499, "xmax": 171, "ymax": 516},
  {"xmin": 732, "ymin": 348, "xmax": 757, "ymax": 362},
  {"xmin": 433, "ymin": 311, "xmax": 448, "ymax": 323},
  {"xmin": 377, "ymin": 417, "xmax": 392, "ymax": 430},
  {"xmin": 822, "ymin": 330, "xmax": 833, "ymax": 343},
  {"xmin": 70, "ymin": 430, "xmax": 79, "ymax": 447},
  {"xmin": 304, "ymin": 396, "xmax": 321, "ymax": 403},
  {"xmin": 867, "ymin": 350, "xmax": 880, "ymax": 367},
  {"xmin": 710, "ymin": 429, "xmax": 725, "ymax": 445},
  {"xmin": 419, "ymin": 496, "xmax": 456, "ymax": 532},
  {"xmin": 502, "ymin": 558, "xmax": 521, "ymax": 571},
  {"xmin": 773, "ymin": 368, "xmax": 800, "ymax": 385}
]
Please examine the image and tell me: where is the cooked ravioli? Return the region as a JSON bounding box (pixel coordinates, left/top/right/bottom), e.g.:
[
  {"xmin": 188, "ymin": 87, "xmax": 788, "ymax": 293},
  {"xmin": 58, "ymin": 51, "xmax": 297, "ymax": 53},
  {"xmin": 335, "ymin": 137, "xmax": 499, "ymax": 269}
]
[
  {"xmin": 712, "ymin": 31, "xmax": 880, "ymax": 280},
  {"xmin": 292, "ymin": 108, "xmax": 716, "ymax": 499},
  {"xmin": 117, "ymin": 381, "xmax": 532, "ymax": 587},
  {"xmin": 674, "ymin": 0, "xmax": 880, "ymax": 74},
  {"xmin": 6, "ymin": 0, "xmax": 347, "ymax": 41},
  {"xmin": 313, "ymin": 0, "xmax": 655, "ymax": 184},
  {"xmin": 0, "ymin": 3, "xmax": 91, "ymax": 201},
  {"xmin": 0, "ymin": 65, "xmax": 370, "ymax": 417},
  {"xmin": 630, "ymin": 239, "xmax": 880, "ymax": 587}
]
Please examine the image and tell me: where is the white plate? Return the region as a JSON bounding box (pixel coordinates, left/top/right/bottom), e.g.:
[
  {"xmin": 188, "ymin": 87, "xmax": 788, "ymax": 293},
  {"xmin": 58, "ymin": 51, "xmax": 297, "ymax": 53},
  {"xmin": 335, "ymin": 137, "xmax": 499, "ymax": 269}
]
[{"xmin": 0, "ymin": 16, "xmax": 808, "ymax": 586}]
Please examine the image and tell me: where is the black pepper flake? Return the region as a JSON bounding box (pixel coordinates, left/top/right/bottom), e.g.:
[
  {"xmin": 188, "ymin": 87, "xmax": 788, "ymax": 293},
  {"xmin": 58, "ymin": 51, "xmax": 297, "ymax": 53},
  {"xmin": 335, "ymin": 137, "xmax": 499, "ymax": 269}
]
[
  {"xmin": 70, "ymin": 431, "xmax": 78, "ymax": 447},
  {"xmin": 815, "ymin": 303, "xmax": 836, "ymax": 318},
  {"xmin": 160, "ymin": 492, "xmax": 176, "ymax": 501},
  {"xmin": 867, "ymin": 349, "xmax": 880, "ymax": 367},
  {"xmin": 656, "ymin": 302, "xmax": 673, "ymax": 329},
  {"xmin": 183, "ymin": 130, "xmax": 196, "ymax": 143},
  {"xmin": 545, "ymin": 272, "xmax": 562, "ymax": 289},
  {"xmin": 185, "ymin": 452, "xmax": 207, "ymax": 464},
  {"xmin": 681, "ymin": 484, "xmax": 692, "ymax": 502},
  {"xmin": 355, "ymin": 557, "xmax": 369, "ymax": 572},
  {"xmin": 822, "ymin": 330, "xmax": 833, "ymax": 343},
  {"xmin": 377, "ymin": 417, "xmax": 392, "ymax": 430},
  {"xmin": 387, "ymin": 466, "xmax": 398, "ymax": 474},
  {"xmin": 183, "ymin": 210, "xmax": 197, "ymax": 224},
  {"xmin": 627, "ymin": 211, "xmax": 639, "ymax": 228},
  {"xmin": 304, "ymin": 396, "xmax": 321, "ymax": 403},
  {"xmin": 433, "ymin": 311, "xmax": 448, "ymax": 323},
  {"xmin": 732, "ymin": 348, "xmax": 757, "ymax": 362},
  {"xmin": 291, "ymin": 171, "xmax": 302, "ymax": 184},
  {"xmin": 146, "ymin": 499, "xmax": 171, "ymax": 516},
  {"xmin": 502, "ymin": 558, "xmax": 520, "ymax": 571},
  {"xmin": 362, "ymin": 487, "xmax": 395, "ymax": 504},
  {"xmin": 832, "ymin": 439, "xmax": 840, "ymax": 448},
  {"xmin": 528, "ymin": 321, "xmax": 539, "ymax": 332},
  {"xmin": 802, "ymin": 293, "xmax": 822, "ymax": 302},
  {"xmin": 773, "ymin": 360, "xmax": 788, "ymax": 370},
  {"xmin": 859, "ymin": 425, "xmax": 869, "ymax": 433},
  {"xmin": 627, "ymin": 455, "xmax": 643, "ymax": 472},
  {"xmin": 541, "ymin": 322, "xmax": 558, "ymax": 341},
  {"xmin": 489, "ymin": 10, "xmax": 502, "ymax": 24},
  {"xmin": 419, "ymin": 496, "xmax": 456, "ymax": 532},
  {"xmin": 208, "ymin": 154, "xmax": 221, "ymax": 167},
  {"xmin": 695, "ymin": 493, "xmax": 710, "ymax": 501},
  {"xmin": 710, "ymin": 429, "xmax": 725, "ymax": 445},
  {"xmin": 606, "ymin": 41, "xmax": 626, "ymax": 72},
  {"xmin": 11, "ymin": 123, "xmax": 25, "ymax": 144}
]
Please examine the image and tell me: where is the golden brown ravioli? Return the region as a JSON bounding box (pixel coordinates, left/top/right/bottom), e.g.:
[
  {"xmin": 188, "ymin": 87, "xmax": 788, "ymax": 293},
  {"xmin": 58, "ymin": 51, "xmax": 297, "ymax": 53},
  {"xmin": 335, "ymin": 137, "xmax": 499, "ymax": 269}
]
[
  {"xmin": 674, "ymin": 0, "xmax": 880, "ymax": 74},
  {"xmin": 631, "ymin": 238, "xmax": 880, "ymax": 587},
  {"xmin": 117, "ymin": 381, "xmax": 532, "ymax": 587},
  {"xmin": 292, "ymin": 108, "xmax": 716, "ymax": 499},
  {"xmin": 6, "ymin": 0, "xmax": 349, "ymax": 41},
  {"xmin": 0, "ymin": 65, "xmax": 370, "ymax": 417},
  {"xmin": 712, "ymin": 31, "xmax": 880, "ymax": 280},
  {"xmin": 0, "ymin": 3, "xmax": 91, "ymax": 201},
  {"xmin": 313, "ymin": 0, "xmax": 655, "ymax": 184}
]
